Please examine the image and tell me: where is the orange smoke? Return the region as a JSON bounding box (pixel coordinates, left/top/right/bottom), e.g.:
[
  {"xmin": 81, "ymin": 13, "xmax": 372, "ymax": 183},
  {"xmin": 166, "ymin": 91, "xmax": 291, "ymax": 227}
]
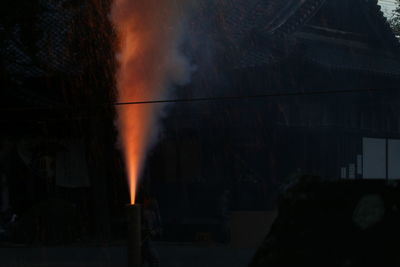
[{"xmin": 111, "ymin": 0, "xmax": 192, "ymax": 204}]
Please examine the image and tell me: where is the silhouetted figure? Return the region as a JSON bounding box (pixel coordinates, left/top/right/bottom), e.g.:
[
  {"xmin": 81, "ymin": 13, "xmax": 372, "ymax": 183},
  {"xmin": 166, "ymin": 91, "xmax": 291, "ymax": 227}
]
[
  {"xmin": 217, "ymin": 189, "xmax": 231, "ymax": 244},
  {"xmin": 142, "ymin": 197, "xmax": 162, "ymax": 267}
]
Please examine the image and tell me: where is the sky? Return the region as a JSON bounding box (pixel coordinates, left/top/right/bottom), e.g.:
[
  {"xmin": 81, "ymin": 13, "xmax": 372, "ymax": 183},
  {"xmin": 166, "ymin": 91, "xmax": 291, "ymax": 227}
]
[{"xmin": 379, "ymin": 0, "xmax": 397, "ymax": 17}]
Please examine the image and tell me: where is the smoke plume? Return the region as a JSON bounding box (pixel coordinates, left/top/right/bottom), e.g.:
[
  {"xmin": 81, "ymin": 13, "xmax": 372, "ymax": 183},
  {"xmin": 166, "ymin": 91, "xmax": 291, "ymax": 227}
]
[{"xmin": 111, "ymin": 0, "xmax": 193, "ymax": 203}]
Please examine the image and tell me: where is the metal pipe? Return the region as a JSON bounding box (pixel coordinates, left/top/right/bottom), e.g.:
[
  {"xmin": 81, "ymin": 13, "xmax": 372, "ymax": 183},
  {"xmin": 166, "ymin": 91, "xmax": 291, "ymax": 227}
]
[{"xmin": 127, "ymin": 204, "xmax": 141, "ymax": 267}]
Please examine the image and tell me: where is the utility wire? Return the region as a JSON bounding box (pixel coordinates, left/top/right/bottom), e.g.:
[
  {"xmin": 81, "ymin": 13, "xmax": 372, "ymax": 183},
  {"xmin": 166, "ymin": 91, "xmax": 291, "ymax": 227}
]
[
  {"xmin": 1, "ymin": 87, "xmax": 398, "ymax": 112},
  {"xmin": 114, "ymin": 87, "xmax": 397, "ymax": 106},
  {"xmin": 0, "ymin": 87, "xmax": 398, "ymax": 122}
]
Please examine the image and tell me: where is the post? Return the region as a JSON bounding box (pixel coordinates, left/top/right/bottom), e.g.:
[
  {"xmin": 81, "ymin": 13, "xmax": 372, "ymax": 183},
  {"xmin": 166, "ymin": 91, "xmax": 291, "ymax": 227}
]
[{"xmin": 127, "ymin": 204, "xmax": 141, "ymax": 267}]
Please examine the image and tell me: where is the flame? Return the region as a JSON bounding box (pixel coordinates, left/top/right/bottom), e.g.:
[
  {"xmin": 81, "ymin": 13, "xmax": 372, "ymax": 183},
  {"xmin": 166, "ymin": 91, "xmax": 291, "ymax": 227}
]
[
  {"xmin": 111, "ymin": 0, "xmax": 192, "ymax": 204},
  {"xmin": 118, "ymin": 104, "xmax": 154, "ymax": 205}
]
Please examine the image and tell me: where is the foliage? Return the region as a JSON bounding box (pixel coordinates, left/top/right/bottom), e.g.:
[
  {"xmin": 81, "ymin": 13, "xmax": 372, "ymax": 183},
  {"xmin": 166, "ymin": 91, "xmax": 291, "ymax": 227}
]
[{"xmin": 389, "ymin": 0, "xmax": 400, "ymax": 36}]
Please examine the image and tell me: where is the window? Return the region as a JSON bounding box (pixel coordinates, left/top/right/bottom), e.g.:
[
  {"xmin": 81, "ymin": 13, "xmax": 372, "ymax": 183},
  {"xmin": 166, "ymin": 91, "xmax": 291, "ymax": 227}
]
[{"xmin": 362, "ymin": 137, "xmax": 400, "ymax": 179}]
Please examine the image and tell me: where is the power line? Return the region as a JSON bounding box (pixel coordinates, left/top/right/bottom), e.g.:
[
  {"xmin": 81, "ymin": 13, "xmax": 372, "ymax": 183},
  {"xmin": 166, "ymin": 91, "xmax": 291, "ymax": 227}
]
[
  {"xmin": 114, "ymin": 87, "xmax": 397, "ymax": 106},
  {"xmin": 1, "ymin": 87, "xmax": 398, "ymax": 113},
  {"xmin": 0, "ymin": 87, "xmax": 398, "ymax": 123}
]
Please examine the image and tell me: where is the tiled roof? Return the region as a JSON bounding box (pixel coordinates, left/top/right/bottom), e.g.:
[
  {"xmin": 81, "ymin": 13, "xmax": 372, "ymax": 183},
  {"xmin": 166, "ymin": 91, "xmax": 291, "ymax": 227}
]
[
  {"xmin": 304, "ymin": 41, "xmax": 400, "ymax": 76},
  {"xmin": 1, "ymin": 0, "xmax": 399, "ymax": 82},
  {"xmin": 209, "ymin": 0, "xmax": 326, "ymax": 68},
  {"xmin": 214, "ymin": 0, "xmax": 400, "ymax": 71}
]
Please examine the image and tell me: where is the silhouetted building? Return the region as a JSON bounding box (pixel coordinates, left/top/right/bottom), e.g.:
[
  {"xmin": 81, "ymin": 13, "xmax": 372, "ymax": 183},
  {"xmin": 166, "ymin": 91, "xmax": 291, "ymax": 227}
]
[{"xmin": 0, "ymin": 0, "xmax": 399, "ymax": 244}]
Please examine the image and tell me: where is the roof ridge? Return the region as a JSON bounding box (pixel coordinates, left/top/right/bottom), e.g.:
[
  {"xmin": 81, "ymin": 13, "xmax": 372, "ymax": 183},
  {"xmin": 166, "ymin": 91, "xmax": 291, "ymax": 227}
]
[{"xmin": 269, "ymin": 0, "xmax": 327, "ymax": 38}]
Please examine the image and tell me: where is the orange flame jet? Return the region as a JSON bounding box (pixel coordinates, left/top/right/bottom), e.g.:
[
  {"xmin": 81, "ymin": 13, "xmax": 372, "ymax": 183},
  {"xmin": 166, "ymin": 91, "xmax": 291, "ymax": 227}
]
[{"xmin": 111, "ymin": 0, "xmax": 191, "ymax": 204}]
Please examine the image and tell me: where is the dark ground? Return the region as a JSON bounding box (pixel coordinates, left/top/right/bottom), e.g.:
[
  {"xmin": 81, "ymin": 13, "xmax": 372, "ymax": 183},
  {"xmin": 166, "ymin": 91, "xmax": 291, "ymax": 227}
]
[{"xmin": 0, "ymin": 242, "xmax": 255, "ymax": 267}]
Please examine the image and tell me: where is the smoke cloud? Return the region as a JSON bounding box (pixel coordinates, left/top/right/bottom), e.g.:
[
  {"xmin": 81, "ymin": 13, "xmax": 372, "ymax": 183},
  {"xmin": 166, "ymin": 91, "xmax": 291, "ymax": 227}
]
[{"xmin": 110, "ymin": 0, "xmax": 194, "ymax": 203}]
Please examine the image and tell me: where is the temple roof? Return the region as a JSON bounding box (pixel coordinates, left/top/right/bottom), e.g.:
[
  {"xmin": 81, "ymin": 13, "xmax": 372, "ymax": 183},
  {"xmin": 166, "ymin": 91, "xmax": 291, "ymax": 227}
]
[
  {"xmin": 215, "ymin": 0, "xmax": 400, "ymax": 73},
  {"xmin": 1, "ymin": 0, "xmax": 399, "ymax": 85}
]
